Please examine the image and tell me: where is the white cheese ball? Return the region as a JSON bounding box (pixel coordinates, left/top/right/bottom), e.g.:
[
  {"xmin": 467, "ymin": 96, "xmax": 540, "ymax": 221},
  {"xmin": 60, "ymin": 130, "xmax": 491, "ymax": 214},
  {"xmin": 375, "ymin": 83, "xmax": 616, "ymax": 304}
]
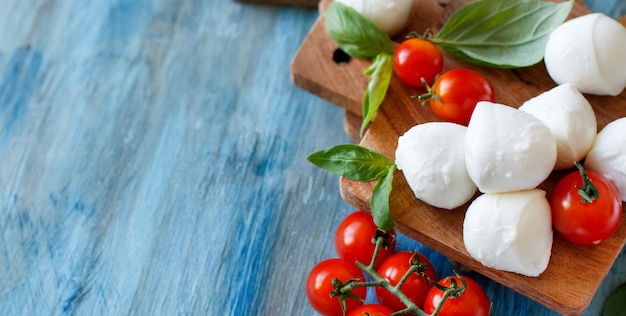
[
  {"xmin": 585, "ymin": 117, "xmax": 626, "ymax": 201},
  {"xmin": 519, "ymin": 83, "xmax": 597, "ymax": 170},
  {"xmin": 463, "ymin": 189, "xmax": 553, "ymax": 277},
  {"xmin": 335, "ymin": 0, "xmax": 414, "ymax": 37},
  {"xmin": 465, "ymin": 101, "xmax": 557, "ymax": 193},
  {"xmin": 544, "ymin": 13, "xmax": 626, "ymax": 96},
  {"xmin": 395, "ymin": 122, "xmax": 476, "ymax": 209}
]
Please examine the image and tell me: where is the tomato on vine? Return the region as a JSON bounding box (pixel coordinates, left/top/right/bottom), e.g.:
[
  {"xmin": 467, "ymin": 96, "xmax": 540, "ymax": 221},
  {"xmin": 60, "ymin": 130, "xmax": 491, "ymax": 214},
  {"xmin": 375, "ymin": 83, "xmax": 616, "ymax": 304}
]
[
  {"xmin": 346, "ymin": 304, "xmax": 394, "ymax": 316},
  {"xmin": 335, "ymin": 210, "xmax": 396, "ymax": 268},
  {"xmin": 423, "ymin": 275, "xmax": 491, "ymax": 316},
  {"xmin": 393, "ymin": 36, "xmax": 443, "ymax": 88},
  {"xmin": 550, "ymin": 162, "xmax": 622, "ymax": 245},
  {"xmin": 375, "ymin": 251, "xmax": 437, "ymax": 311},
  {"xmin": 417, "ymin": 68, "xmax": 495, "ymax": 125},
  {"xmin": 306, "ymin": 258, "xmax": 366, "ymax": 316}
]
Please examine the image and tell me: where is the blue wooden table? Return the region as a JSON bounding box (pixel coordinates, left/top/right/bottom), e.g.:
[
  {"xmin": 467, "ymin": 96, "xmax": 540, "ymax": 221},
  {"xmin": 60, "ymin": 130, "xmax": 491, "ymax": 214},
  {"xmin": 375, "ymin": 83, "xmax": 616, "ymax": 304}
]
[{"xmin": 0, "ymin": 1, "xmax": 624, "ymax": 315}]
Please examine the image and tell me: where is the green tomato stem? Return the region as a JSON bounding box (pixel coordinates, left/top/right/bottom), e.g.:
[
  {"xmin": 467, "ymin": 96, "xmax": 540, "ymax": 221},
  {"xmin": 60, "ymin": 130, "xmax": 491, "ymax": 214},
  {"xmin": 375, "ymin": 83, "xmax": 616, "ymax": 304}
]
[
  {"xmin": 368, "ymin": 232, "xmax": 386, "ymax": 270},
  {"xmin": 574, "ymin": 161, "xmax": 600, "ymax": 203},
  {"xmin": 336, "ymin": 235, "xmax": 464, "ymax": 316},
  {"xmin": 354, "ymin": 260, "xmax": 428, "ymax": 315},
  {"xmin": 361, "ymin": 235, "xmax": 454, "ymax": 316},
  {"xmin": 428, "ymin": 291, "xmax": 453, "ymax": 316}
]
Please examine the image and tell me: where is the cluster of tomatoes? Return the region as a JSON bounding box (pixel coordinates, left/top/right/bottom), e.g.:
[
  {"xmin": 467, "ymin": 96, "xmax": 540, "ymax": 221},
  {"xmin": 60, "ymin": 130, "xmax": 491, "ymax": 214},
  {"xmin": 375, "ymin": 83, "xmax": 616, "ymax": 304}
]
[
  {"xmin": 392, "ymin": 35, "xmax": 495, "ymax": 126},
  {"xmin": 305, "ymin": 209, "xmax": 491, "ymax": 316}
]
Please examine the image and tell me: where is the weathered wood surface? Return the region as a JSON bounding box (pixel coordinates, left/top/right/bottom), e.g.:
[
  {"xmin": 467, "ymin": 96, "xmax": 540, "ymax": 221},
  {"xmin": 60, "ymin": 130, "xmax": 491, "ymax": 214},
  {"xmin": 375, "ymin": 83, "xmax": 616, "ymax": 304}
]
[
  {"xmin": 236, "ymin": 0, "xmax": 320, "ymax": 8},
  {"xmin": 0, "ymin": 1, "xmax": 354, "ymax": 315},
  {"xmin": 0, "ymin": 0, "xmax": 623, "ymax": 315},
  {"xmin": 292, "ymin": 0, "xmax": 626, "ymax": 315}
]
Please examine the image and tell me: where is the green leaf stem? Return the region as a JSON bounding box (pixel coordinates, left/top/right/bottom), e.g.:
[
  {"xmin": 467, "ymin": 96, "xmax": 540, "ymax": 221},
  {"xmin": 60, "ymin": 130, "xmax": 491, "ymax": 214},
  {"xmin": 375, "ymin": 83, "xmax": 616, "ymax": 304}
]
[
  {"xmin": 308, "ymin": 144, "xmax": 396, "ymax": 229},
  {"xmin": 361, "ymin": 53, "xmax": 393, "ymax": 136},
  {"xmin": 371, "ymin": 164, "xmax": 396, "ymax": 231}
]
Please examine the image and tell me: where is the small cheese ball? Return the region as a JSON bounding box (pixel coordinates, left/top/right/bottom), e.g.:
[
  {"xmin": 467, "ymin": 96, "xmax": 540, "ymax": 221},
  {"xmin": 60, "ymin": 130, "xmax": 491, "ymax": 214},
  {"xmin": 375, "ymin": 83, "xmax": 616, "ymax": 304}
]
[
  {"xmin": 395, "ymin": 122, "xmax": 476, "ymax": 209},
  {"xmin": 336, "ymin": 0, "xmax": 414, "ymax": 37},
  {"xmin": 519, "ymin": 83, "xmax": 597, "ymax": 170},
  {"xmin": 585, "ymin": 117, "xmax": 626, "ymax": 202},
  {"xmin": 544, "ymin": 13, "xmax": 626, "ymax": 96},
  {"xmin": 465, "ymin": 101, "xmax": 557, "ymax": 193},
  {"xmin": 463, "ymin": 189, "xmax": 553, "ymax": 277}
]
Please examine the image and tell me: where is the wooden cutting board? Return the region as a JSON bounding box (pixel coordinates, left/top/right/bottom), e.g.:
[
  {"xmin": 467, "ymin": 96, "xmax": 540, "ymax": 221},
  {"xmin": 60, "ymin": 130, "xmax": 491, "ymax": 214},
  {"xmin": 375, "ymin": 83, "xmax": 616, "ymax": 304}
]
[{"xmin": 291, "ymin": 0, "xmax": 626, "ymax": 315}]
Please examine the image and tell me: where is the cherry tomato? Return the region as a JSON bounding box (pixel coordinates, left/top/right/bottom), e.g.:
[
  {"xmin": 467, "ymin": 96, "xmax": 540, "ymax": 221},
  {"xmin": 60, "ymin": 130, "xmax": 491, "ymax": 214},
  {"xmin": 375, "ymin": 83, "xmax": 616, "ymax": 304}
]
[
  {"xmin": 346, "ymin": 304, "xmax": 394, "ymax": 316},
  {"xmin": 306, "ymin": 258, "xmax": 367, "ymax": 316},
  {"xmin": 425, "ymin": 68, "xmax": 495, "ymax": 125},
  {"xmin": 423, "ymin": 275, "xmax": 491, "ymax": 316},
  {"xmin": 550, "ymin": 162, "xmax": 622, "ymax": 245},
  {"xmin": 393, "ymin": 37, "xmax": 443, "ymax": 87},
  {"xmin": 375, "ymin": 251, "xmax": 437, "ymax": 311},
  {"xmin": 335, "ymin": 210, "xmax": 396, "ymax": 268}
]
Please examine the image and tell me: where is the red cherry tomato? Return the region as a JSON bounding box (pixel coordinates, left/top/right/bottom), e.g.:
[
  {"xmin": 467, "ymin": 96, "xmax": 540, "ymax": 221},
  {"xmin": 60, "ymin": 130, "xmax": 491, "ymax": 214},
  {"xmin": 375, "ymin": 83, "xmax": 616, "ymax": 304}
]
[
  {"xmin": 393, "ymin": 37, "xmax": 443, "ymax": 87},
  {"xmin": 550, "ymin": 162, "xmax": 623, "ymax": 245},
  {"xmin": 426, "ymin": 68, "xmax": 495, "ymax": 125},
  {"xmin": 335, "ymin": 210, "xmax": 396, "ymax": 268},
  {"xmin": 346, "ymin": 304, "xmax": 394, "ymax": 316},
  {"xmin": 306, "ymin": 258, "xmax": 367, "ymax": 316},
  {"xmin": 375, "ymin": 251, "xmax": 437, "ymax": 311},
  {"xmin": 423, "ymin": 275, "xmax": 491, "ymax": 316}
]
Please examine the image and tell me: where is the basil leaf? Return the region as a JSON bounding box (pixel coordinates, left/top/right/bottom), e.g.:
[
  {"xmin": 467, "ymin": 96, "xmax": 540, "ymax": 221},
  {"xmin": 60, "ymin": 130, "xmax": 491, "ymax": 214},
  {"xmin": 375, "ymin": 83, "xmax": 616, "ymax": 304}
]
[
  {"xmin": 307, "ymin": 144, "xmax": 394, "ymax": 182},
  {"xmin": 604, "ymin": 283, "xmax": 626, "ymax": 316},
  {"xmin": 431, "ymin": 0, "xmax": 574, "ymax": 68},
  {"xmin": 371, "ymin": 164, "xmax": 396, "ymax": 230},
  {"xmin": 325, "ymin": 1, "xmax": 394, "ymax": 59},
  {"xmin": 361, "ymin": 53, "xmax": 393, "ymax": 136}
]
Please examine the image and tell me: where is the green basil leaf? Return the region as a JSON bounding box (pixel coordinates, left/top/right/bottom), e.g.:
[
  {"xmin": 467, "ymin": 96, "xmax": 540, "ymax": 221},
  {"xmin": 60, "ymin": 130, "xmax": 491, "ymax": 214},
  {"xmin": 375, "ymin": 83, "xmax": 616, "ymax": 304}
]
[
  {"xmin": 371, "ymin": 164, "xmax": 396, "ymax": 230},
  {"xmin": 361, "ymin": 53, "xmax": 393, "ymax": 136},
  {"xmin": 431, "ymin": 0, "xmax": 574, "ymax": 68},
  {"xmin": 604, "ymin": 283, "xmax": 626, "ymax": 316},
  {"xmin": 325, "ymin": 1, "xmax": 394, "ymax": 59},
  {"xmin": 307, "ymin": 144, "xmax": 394, "ymax": 182}
]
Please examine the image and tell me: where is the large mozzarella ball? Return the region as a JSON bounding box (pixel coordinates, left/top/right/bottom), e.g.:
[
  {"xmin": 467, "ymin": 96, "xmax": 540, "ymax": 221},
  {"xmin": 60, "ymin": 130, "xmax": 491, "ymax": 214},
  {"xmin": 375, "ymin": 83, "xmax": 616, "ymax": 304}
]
[
  {"xmin": 463, "ymin": 189, "xmax": 553, "ymax": 277},
  {"xmin": 335, "ymin": 0, "xmax": 414, "ymax": 37},
  {"xmin": 585, "ymin": 117, "xmax": 626, "ymax": 201},
  {"xmin": 395, "ymin": 122, "xmax": 476, "ymax": 209},
  {"xmin": 544, "ymin": 13, "xmax": 626, "ymax": 96},
  {"xmin": 465, "ymin": 101, "xmax": 557, "ymax": 193},
  {"xmin": 519, "ymin": 83, "xmax": 597, "ymax": 170}
]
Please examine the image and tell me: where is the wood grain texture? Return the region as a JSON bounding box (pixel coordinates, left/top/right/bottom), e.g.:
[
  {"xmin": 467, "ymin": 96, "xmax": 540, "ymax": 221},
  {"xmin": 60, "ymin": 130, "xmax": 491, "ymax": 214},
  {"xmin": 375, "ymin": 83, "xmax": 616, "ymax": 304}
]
[
  {"xmin": 235, "ymin": 0, "xmax": 319, "ymax": 8},
  {"xmin": 291, "ymin": 0, "xmax": 626, "ymax": 315},
  {"xmin": 0, "ymin": 0, "xmax": 622, "ymax": 315},
  {"xmin": 0, "ymin": 1, "xmax": 356, "ymax": 315}
]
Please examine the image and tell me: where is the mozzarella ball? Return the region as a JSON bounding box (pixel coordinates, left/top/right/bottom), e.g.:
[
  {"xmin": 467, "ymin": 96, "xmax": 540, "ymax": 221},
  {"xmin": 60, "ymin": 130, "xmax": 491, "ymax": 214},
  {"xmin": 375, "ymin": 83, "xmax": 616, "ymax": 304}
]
[
  {"xmin": 519, "ymin": 83, "xmax": 597, "ymax": 170},
  {"xmin": 544, "ymin": 13, "xmax": 626, "ymax": 96},
  {"xmin": 585, "ymin": 117, "xmax": 626, "ymax": 201},
  {"xmin": 336, "ymin": 0, "xmax": 414, "ymax": 37},
  {"xmin": 463, "ymin": 189, "xmax": 553, "ymax": 277},
  {"xmin": 465, "ymin": 101, "xmax": 557, "ymax": 193},
  {"xmin": 395, "ymin": 122, "xmax": 476, "ymax": 209}
]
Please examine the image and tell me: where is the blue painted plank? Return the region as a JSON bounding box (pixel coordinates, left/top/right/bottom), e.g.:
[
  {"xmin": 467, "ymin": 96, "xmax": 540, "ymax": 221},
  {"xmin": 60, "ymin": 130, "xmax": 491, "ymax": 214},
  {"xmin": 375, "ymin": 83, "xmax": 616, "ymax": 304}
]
[
  {"xmin": 0, "ymin": 0, "xmax": 623, "ymax": 315},
  {"xmin": 584, "ymin": 0, "xmax": 626, "ymax": 18}
]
